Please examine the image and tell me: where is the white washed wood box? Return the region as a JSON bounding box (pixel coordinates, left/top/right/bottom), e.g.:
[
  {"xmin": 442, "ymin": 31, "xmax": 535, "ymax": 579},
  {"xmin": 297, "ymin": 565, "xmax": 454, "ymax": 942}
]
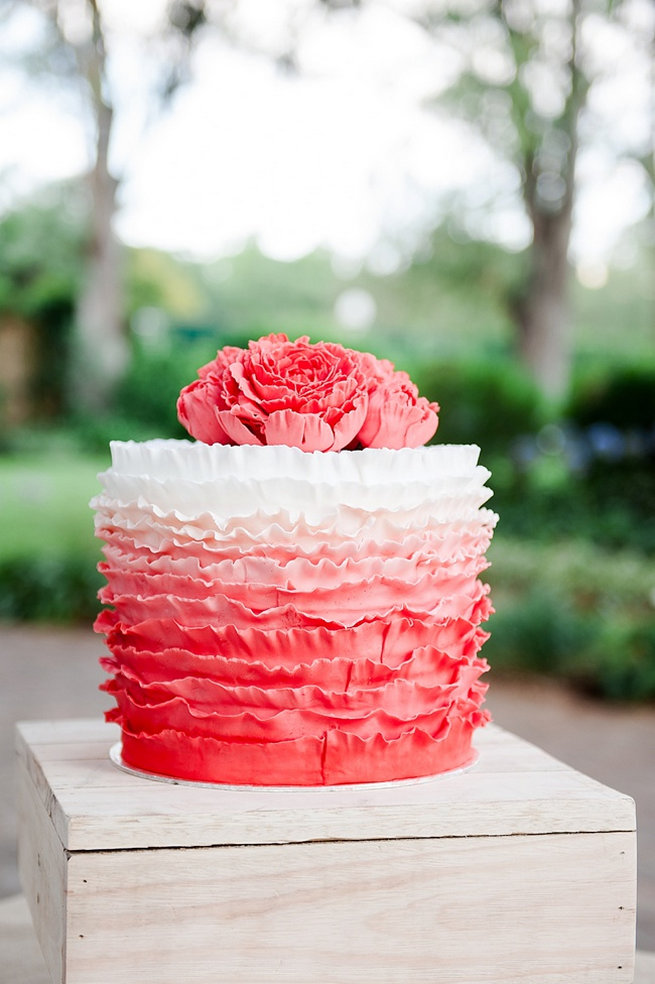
[{"xmin": 17, "ymin": 719, "xmax": 636, "ymax": 984}]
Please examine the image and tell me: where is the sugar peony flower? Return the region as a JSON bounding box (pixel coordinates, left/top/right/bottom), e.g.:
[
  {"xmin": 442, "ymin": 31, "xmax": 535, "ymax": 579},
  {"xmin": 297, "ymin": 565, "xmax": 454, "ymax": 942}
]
[
  {"xmin": 357, "ymin": 375, "xmax": 440, "ymax": 449},
  {"xmin": 353, "ymin": 352, "xmax": 440, "ymax": 449},
  {"xmin": 176, "ymin": 346, "xmax": 245, "ymax": 445},
  {"xmin": 177, "ymin": 334, "xmax": 369, "ymax": 452},
  {"xmin": 178, "ymin": 334, "xmax": 440, "ymax": 452}
]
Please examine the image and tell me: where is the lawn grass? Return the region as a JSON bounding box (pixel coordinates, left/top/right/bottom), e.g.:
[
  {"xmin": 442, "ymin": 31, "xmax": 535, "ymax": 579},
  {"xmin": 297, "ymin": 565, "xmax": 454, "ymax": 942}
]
[{"xmin": 0, "ymin": 450, "xmax": 109, "ymax": 562}]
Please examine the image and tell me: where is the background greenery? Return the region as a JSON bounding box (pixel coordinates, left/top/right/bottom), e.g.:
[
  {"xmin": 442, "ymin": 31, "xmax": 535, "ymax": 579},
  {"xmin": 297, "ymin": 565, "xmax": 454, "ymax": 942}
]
[{"xmin": 1, "ymin": 192, "xmax": 653, "ymax": 701}]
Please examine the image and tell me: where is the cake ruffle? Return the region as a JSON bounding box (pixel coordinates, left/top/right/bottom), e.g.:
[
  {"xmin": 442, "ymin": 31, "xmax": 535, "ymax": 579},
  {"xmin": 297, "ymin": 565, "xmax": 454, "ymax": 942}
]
[
  {"xmin": 99, "ymin": 521, "xmax": 495, "ymax": 568},
  {"xmin": 97, "ymin": 565, "xmax": 489, "ymax": 624},
  {"xmin": 100, "ymin": 634, "xmax": 487, "ymax": 689},
  {"xmin": 97, "ymin": 610, "xmax": 491, "ymax": 672},
  {"xmin": 95, "ymin": 511, "xmax": 498, "ymax": 565},
  {"xmin": 99, "ymin": 541, "xmax": 489, "ymax": 584},
  {"xmin": 117, "ymin": 706, "xmax": 489, "ymax": 785},
  {"xmin": 103, "ymin": 662, "xmax": 488, "ymax": 725},
  {"xmin": 95, "ymin": 472, "xmax": 493, "ymax": 525},
  {"xmin": 106, "ymin": 683, "xmax": 488, "ymax": 742},
  {"xmin": 96, "ymin": 582, "xmax": 491, "ymax": 631},
  {"xmin": 93, "ymin": 439, "xmax": 496, "ymax": 785},
  {"xmin": 108, "ymin": 438, "xmax": 483, "ymax": 485}
]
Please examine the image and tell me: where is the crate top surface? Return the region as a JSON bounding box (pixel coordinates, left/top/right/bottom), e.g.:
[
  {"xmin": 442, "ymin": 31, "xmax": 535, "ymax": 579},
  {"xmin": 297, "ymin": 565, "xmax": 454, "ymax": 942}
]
[{"xmin": 16, "ymin": 719, "xmax": 635, "ymax": 853}]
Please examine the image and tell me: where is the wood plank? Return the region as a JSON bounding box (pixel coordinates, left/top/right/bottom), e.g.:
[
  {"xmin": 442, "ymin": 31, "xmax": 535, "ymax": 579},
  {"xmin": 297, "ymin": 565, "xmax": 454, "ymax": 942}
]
[
  {"xmin": 64, "ymin": 831, "xmax": 636, "ymax": 984},
  {"xmin": 16, "ymin": 722, "xmax": 636, "ymax": 852},
  {"xmin": 9, "ymin": 901, "xmax": 653, "ymax": 984},
  {"xmin": 60, "ymin": 771, "xmax": 635, "ymax": 851},
  {"xmin": 17, "ymin": 768, "xmax": 68, "ymax": 984}
]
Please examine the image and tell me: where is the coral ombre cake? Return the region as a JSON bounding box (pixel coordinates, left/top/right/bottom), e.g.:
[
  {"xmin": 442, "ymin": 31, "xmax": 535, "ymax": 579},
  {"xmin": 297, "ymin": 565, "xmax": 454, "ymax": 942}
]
[{"xmin": 92, "ymin": 334, "xmax": 498, "ymax": 786}]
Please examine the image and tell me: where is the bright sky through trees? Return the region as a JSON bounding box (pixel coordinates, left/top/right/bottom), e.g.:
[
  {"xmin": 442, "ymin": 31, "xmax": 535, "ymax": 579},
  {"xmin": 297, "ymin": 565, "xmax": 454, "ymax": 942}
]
[{"xmin": 0, "ymin": 0, "xmax": 652, "ymax": 272}]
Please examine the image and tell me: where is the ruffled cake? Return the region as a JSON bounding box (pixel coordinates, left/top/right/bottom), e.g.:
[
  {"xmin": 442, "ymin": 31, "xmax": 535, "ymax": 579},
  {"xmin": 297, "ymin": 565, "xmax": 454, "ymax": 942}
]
[{"xmin": 92, "ymin": 334, "xmax": 498, "ymax": 785}]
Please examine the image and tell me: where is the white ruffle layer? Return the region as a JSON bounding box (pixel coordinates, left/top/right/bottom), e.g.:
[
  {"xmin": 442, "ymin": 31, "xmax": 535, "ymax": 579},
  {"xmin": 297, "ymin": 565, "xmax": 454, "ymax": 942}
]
[{"xmin": 108, "ymin": 439, "xmax": 482, "ymax": 483}]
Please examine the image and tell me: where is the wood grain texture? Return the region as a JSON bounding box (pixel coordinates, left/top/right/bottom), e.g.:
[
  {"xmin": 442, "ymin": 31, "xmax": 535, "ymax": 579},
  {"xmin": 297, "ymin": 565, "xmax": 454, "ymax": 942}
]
[
  {"xmin": 15, "ymin": 720, "xmax": 636, "ymax": 853},
  {"xmin": 5, "ymin": 900, "xmax": 649, "ymax": 984},
  {"xmin": 62, "ymin": 832, "xmax": 636, "ymax": 984},
  {"xmin": 16, "ymin": 719, "xmax": 638, "ymax": 984}
]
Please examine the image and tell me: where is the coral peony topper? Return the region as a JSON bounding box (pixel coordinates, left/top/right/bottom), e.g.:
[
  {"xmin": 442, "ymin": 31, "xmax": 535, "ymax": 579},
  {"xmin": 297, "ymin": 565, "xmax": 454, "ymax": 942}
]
[{"xmin": 177, "ymin": 333, "xmax": 439, "ymax": 453}]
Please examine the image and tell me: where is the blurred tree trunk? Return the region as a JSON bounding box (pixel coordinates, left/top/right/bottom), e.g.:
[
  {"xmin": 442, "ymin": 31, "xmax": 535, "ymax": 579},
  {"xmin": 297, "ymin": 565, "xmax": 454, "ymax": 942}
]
[
  {"xmin": 26, "ymin": 0, "xmax": 207, "ymax": 412},
  {"xmin": 509, "ymin": 0, "xmax": 588, "ymax": 399},
  {"xmin": 72, "ymin": 0, "xmax": 127, "ymax": 411},
  {"xmin": 517, "ymin": 179, "xmax": 574, "ymax": 398}
]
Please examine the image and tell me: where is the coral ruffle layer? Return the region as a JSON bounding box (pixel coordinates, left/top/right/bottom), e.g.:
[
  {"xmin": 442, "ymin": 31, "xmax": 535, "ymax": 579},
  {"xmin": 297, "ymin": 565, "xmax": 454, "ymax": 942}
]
[{"xmin": 92, "ymin": 440, "xmax": 497, "ymax": 785}]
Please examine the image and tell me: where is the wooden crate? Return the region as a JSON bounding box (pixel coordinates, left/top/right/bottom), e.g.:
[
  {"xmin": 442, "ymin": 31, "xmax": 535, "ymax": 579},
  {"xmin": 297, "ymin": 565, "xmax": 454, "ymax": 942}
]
[{"xmin": 17, "ymin": 719, "xmax": 636, "ymax": 984}]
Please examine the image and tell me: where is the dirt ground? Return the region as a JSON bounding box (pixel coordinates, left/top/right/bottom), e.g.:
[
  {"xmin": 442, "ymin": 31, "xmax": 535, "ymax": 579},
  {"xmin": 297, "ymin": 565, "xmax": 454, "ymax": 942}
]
[{"xmin": 2, "ymin": 622, "xmax": 654, "ymax": 950}]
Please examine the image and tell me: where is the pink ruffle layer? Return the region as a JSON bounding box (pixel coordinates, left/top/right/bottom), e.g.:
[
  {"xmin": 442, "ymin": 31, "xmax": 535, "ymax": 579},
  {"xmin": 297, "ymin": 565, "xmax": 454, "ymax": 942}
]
[
  {"xmin": 93, "ymin": 441, "xmax": 497, "ymax": 785},
  {"xmin": 119, "ymin": 710, "xmax": 487, "ymax": 785}
]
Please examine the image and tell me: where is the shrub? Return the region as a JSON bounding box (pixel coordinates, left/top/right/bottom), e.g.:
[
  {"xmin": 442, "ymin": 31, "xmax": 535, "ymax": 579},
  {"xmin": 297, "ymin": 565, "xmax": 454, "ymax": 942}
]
[
  {"xmin": 0, "ymin": 554, "xmax": 102, "ymax": 624},
  {"xmin": 412, "ymin": 358, "xmax": 544, "ymax": 456},
  {"xmin": 567, "ymin": 363, "xmax": 655, "ymax": 430},
  {"xmin": 67, "ymin": 337, "xmax": 222, "ymax": 452},
  {"xmin": 113, "ymin": 338, "xmax": 218, "ymax": 434},
  {"xmin": 562, "ymin": 365, "xmax": 655, "ymax": 542},
  {"xmin": 486, "ymin": 537, "xmax": 655, "ymax": 700},
  {"xmin": 581, "ymin": 619, "xmax": 655, "ymax": 702},
  {"xmin": 484, "ymin": 589, "xmax": 596, "ymax": 677},
  {"xmin": 492, "ymin": 474, "xmax": 655, "ymax": 554}
]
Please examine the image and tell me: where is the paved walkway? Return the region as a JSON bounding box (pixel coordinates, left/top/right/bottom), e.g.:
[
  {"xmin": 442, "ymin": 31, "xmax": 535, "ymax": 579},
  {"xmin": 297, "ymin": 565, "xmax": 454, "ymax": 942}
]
[{"xmin": 2, "ymin": 623, "xmax": 654, "ymax": 951}]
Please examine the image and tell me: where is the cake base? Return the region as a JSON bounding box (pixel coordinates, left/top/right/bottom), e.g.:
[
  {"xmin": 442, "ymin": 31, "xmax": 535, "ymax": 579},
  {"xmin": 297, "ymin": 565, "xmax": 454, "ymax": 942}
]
[
  {"xmin": 17, "ymin": 719, "xmax": 636, "ymax": 984},
  {"xmin": 109, "ymin": 740, "xmax": 479, "ymax": 790}
]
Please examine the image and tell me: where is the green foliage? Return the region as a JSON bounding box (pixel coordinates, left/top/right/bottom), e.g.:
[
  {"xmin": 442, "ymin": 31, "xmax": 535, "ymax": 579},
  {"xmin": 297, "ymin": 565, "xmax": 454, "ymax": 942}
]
[
  {"xmin": 538, "ymin": 363, "xmax": 655, "ymax": 546},
  {"xmin": 354, "ymin": 231, "xmax": 518, "ymax": 365},
  {"xmin": 65, "ymin": 333, "xmax": 254, "ymax": 452},
  {"xmin": 0, "ymin": 449, "xmax": 105, "ymax": 560},
  {"xmin": 572, "ymin": 249, "xmax": 655, "ymax": 366},
  {"xmin": 486, "ymin": 595, "xmax": 655, "ymax": 702},
  {"xmin": 115, "ymin": 338, "xmax": 217, "ymax": 433},
  {"xmin": 125, "ymin": 247, "xmax": 210, "ymax": 321},
  {"xmin": 486, "ymin": 537, "xmax": 655, "ymax": 700},
  {"xmin": 0, "ymin": 184, "xmax": 85, "ymax": 418},
  {"xmin": 413, "ymin": 227, "xmax": 527, "ymax": 313},
  {"xmin": 473, "ymin": 359, "xmax": 655, "ymax": 553},
  {"xmin": 190, "ymin": 246, "xmax": 344, "ymax": 341},
  {"xmin": 581, "ymin": 458, "xmax": 655, "ymax": 547},
  {"xmin": 65, "ymin": 413, "xmax": 176, "ymax": 455},
  {"xmin": 485, "ymin": 589, "xmax": 594, "ymax": 676},
  {"xmin": 0, "ymin": 427, "xmax": 106, "ymax": 626},
  {"xmin": 488, "ymin": 538, "xmax": 651, "ymax": 622},
  {"xmin": 567, "ymin": 363, "xmax": 655, "ymax": 430},
  {"xmin": 0, "ymin": 554, "xmax": 102, "ymax": 624},
  {"xmin": 493, "ymin": 465, "xmax": 655, "ymax": 554},
  {"xmin": 0, "ymin": 446, "xmax": 104, "ymax": 622},
  {"xmin": 0, "ymin": 183, "xmax": 84, "ymax": 321},
  {"xmin": 584, "ymin": 619, "xmax": 655, "ymax": 702},
  {"xmin": 412, "ymin": 357, "xmax": 544, "ymax": 454}
]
